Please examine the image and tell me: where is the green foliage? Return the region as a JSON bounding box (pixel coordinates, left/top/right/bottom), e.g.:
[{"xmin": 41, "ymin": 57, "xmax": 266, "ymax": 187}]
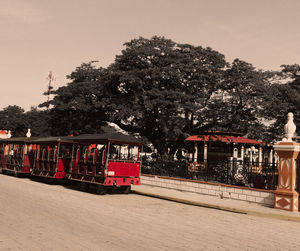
[
  {"xmin": 25, "ymin": 107, "xmax": 51, "ymax": 136},
  {"xmin": 264, "ymin": 64, "xmax": 300, "ymax": 140},
  {"xmin": 0, "ymin": 105, "xmax": 27, "ymax": 136},
  {"xmin": 206, "ymin": 59, "xmax": 270, "ymax": 138},
  {"xmin": 103, "ymin": 36, "xmax": 227, "ymax": 154}
]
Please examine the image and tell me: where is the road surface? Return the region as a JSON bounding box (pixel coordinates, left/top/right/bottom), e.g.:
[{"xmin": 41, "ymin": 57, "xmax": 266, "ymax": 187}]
[{"xmin": 0, "ymin": 174, "xmax": 299, "ymax": 250}]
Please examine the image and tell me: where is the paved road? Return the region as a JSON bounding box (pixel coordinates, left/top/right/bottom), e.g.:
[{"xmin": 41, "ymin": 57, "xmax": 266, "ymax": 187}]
[{"xmin": 0, "ymin": 174, "xmax": 299, "ymax": 251}]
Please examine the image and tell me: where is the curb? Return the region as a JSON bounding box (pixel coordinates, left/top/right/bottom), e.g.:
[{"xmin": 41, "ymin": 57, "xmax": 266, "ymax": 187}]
[{"xmin": 132, "ymin": 190, "xmax": 300, "ymax": 223}]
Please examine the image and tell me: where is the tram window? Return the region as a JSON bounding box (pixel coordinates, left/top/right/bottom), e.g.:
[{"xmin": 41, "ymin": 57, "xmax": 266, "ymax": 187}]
[
  {"xmin": 4, "ymin": 145, "xmax": 9, "ymax": 156},
  {"xmin": 88, "ymin": 147, "xmax": 96, "ymax": 162},
  {"xmin": 73, "ymin": 146, "xmax": 80, "ymax": 160},
  {"xmin": 96, "ymin": 145, "xmax": 105, "ymax": 164},
  {"xmin": 39, "ymin": 147, "xmax": 45, "ymax": 160},
  {"xmin": 43, "ymin": 148, "xmax": 47, "ymax": 160},
  {"xmin": 15, "ymin": 145, "xmax": 20, "ymax": 157},
  {"xmin": 83, "ymin": 146, "xmax": 88, "ymax": 162},
  {"xmin": 130, "ymin": 145, "xmax": 139, "ymax": 161},
  {"xmin": 52, "ymin": 146, "xmax": 57, "ymax": 161},
  {"xmin": 107, "ymin": 144, "xmax": 139, "ymax": 161},
  {"xmin": 77, "ymin": 145, "xmax": 87, "ymax": 162},
  {"xmin": 20, "ymin": 145, "xmax": 24, "ymax": 157},
  {"xmin": 13, "ymin": 145, "xmax": 18, "ymax": 157},
  {"xmin": 48, "ymin": 148, "xmax": 54, "ymax": 161},
  {"xmin": 59, "ymin": 144, "xmax": 72, "ymax": 159},
  {"xmin": 44, "ymin": 148, "xmax": 49, "ymax": 161},
  {"xmin": 9, "ymin": 144, "xmax": 14, "ymax": 156},
  {"xmin": 23, "ymin": 145, "xmax": 27, "ymax": 155},
  {"xmin": 108, "ymin": 145, "xmax": 118, "ymax": 159}
]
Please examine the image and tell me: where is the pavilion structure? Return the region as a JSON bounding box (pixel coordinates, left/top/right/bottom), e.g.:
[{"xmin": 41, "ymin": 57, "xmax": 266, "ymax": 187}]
[{"xmin": 185, "ymin": 131, "xmax": 275, "ymax": 174}]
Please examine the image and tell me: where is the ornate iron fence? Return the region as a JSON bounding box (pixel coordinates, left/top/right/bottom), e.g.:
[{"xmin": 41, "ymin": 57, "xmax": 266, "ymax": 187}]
[{"xmin": 141, "ymin": 158, "xmax": 278, "ymax": 190}]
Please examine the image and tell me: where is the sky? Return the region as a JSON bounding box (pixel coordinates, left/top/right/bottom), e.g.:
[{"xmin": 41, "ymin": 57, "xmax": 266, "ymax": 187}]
[{"xmin": 0, "ymin": 0, "xmax": 299, "ymax": 111}]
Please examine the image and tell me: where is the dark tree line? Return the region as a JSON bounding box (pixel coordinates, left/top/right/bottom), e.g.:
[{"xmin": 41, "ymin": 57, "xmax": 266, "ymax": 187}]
[{"xmin": 1, "ymin": 36, "xmax": 299, "ymax": 154}]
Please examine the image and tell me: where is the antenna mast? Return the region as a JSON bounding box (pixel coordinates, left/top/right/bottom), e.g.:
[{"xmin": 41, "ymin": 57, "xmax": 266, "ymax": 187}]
[{"xmin": 46, "ymin": 71, "xmax": 55, "ymax": 108}]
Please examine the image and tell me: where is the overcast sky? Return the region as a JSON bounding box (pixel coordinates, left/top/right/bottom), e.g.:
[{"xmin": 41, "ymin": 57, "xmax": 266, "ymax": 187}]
[{"xmin": 0, "ymin": 0, "xmax": 299, "ymax": 111}]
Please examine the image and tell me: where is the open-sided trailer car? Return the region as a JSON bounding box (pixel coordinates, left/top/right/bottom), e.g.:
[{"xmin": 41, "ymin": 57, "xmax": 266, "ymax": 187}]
[
  {"xmin": 31, "ymin": 136, "xmax": 74, "ymax": 180},
  {"xmin": 69, "ymin": 133, "xmax": 143, "ymax": 194},
  {"xmin": 0, "ymin": 137, "xmax": 37, "ymax": 177}
]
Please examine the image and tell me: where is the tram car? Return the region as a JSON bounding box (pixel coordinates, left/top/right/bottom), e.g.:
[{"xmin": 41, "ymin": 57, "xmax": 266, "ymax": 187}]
[
  {"xmin": 68, "ymin": 133, "xmax": 143, "ymax": 194},
  {"xmin": 31, "ymin": 136, "xmax": 74, "ymax": 180},
  {"xmin": 0, "ymin": 137, "xmax": 37, "ymax": 177}
]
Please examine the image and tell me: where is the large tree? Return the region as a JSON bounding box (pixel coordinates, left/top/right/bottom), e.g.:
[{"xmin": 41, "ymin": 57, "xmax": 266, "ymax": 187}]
[{"xmin": 103, "ymin": 36, "xmax": 227, "ymax": 155}]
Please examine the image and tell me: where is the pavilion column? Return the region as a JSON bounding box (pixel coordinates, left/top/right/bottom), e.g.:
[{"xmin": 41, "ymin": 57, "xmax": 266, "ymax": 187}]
[
  {"xmin": 269, "ymin": 149, "xmax": 273, "ymax": 165},
  {"xmin": 204, "ymin": 142, "xmax": 208, "ymax": 165},
  {"xmin": 258, "ymin": 147, "xmax": 262, "ymax": 166},
  {"xmin": 249, "ymin": 149, "xmax": 253, "ymax": 165},
  {"xmin": 241, "ymin": 145, "xmax": 244, "ymax": 162},
  {"xmin": 194, "ymin": 142, "xmax": 198, "ymax": 163}
]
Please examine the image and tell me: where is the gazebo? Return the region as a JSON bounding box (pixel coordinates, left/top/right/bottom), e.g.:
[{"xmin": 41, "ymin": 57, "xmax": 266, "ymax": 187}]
[{"xmin": 185, "ymin": 131, "xmax": 275, "ymax": 175}]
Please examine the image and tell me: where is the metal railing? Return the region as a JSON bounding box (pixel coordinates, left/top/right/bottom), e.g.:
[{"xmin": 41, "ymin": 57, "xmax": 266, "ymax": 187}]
[{"xmin": 141, "ymin": 157, "xmax": 278, "ymax": 190}]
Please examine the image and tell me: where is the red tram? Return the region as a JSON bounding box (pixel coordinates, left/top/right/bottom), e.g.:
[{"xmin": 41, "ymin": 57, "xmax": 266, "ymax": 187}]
[
  {"xmin": 0, "ymin": 137, "xmax": 36, "ymax": 177},
  {"xmin": 0, "ymin": 132, "xmax": 142, "ymax": 194}
]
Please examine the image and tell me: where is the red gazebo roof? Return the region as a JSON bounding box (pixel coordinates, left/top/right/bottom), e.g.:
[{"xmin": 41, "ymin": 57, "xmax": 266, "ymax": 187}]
[{"xmin": 185, "ymin": 134, "xmax": 264, "ymax": 145}]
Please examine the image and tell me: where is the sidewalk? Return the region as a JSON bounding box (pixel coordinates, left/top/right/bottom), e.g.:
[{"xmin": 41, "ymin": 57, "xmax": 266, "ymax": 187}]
[{"xmin": 132, "ymin": 184, "xmax": 300, "ymax": 222}]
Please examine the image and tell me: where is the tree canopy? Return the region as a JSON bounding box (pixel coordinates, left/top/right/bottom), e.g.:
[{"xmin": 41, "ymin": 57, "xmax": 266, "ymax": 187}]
[
  {"xmin": 102, "ymin": 36, "xmax": 227, "ymax": 154},
  {"xmin": 2, "ymin": 36, "xmax": 299, "ymax": 155}
]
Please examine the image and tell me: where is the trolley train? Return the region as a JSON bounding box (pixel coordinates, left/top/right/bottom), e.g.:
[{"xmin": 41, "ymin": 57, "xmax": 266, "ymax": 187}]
[{"xmin": 0, "ymin": 132, "xmax": 143, "ymax": 194}]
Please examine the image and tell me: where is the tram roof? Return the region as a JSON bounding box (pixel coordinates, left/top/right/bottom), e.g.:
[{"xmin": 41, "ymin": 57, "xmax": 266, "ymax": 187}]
[
  {"xmin": 185, "ymin": 135, "xmax": 264, "ymax": 145},
  {"xmin": 0, "ymin": 137, "xmax": 40, "ymax": 144},
  {"xmin": 33, "ymin": 136, "xmax": 74, "ymax": 144},
  {"xmin": 72, "ymin": 133, "xmax": 143, "ymax": 145}
]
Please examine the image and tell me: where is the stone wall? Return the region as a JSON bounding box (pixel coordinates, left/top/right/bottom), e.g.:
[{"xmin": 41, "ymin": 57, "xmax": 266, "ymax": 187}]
[{"xmin": 141, "ymin": 174, "xmax": 274, "ymax": 207}]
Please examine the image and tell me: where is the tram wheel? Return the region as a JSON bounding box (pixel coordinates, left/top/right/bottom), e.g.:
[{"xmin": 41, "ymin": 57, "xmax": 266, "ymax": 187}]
[
  {"xmin": 121, "ymin": 186, "xmax": 131, "ymax": 194},
  {"xmin": 96, "ymin": 185, "xmax": 107, "ymax": 195}
]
